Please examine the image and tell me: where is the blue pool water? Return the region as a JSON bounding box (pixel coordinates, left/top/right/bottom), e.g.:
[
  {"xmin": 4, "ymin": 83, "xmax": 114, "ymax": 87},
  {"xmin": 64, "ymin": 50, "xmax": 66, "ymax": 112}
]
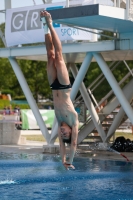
[{"xmin": 0, "ymin": 152, "xmax": 133, "ymax": 200}]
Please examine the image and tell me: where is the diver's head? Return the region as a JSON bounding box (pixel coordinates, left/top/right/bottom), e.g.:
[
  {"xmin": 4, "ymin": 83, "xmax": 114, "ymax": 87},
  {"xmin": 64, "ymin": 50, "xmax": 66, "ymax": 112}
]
[{"xmin": 60, "ymin": 122, "xmax": 72, "ymax": 144}]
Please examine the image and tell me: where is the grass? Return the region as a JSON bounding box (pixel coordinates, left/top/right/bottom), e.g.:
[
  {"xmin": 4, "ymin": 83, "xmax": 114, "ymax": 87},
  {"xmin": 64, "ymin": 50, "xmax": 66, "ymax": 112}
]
[
  {"xmin": 114, "ymin": 132, "xmax": 133, "ymax": 140},
  {"xmin": 24, "ymin": 132, "xmax": 133, "ymax": 142},
  {"xmin": 25, "ymin": 135, "xmax": 46, "ymax": 142},
  {"xmin": 25, "ymin": 135, "xmax": 59, "ymax": 142}
]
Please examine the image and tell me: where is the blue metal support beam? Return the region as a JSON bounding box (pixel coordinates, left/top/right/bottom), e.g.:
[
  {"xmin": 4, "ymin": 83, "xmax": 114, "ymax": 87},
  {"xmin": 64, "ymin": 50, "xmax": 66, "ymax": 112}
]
[
  {"xmin": 0, "ymin": 41, "xmax": 115, "ymax": 57},
  {"xmin": 0, "ymin": 29, "xmax": 50, "ymax": 143},
  {"xmin": 9, "ymin": 57, "xmax": 50, "ymax": 143},
  {"xmin": 70, "ymin": 52, "xmax": 93, "ymax": 101},
  {"xmin": 78, "ymin": 79, "xmax": 133, "ymax": 143},
  {"xmin": 71, "ymin": 64, "xmax": 106, "ymax": 142},
  {"xmin": 105, "ymin": 77, "xmax": 133, "ymax": 142}
]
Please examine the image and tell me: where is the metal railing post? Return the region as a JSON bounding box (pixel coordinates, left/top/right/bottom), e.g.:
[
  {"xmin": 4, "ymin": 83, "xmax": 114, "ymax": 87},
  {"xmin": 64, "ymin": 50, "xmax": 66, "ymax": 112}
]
[
  {"xmin": 66, "ymin": 0, "xmax": 69, "ymax": 7},
  {"xmin": 126, "ymin": 0, "xmax": 130, "ymax": 19},
  {"xmin": 114, "ymin": 0, "xmax": 116, "ymax": 7}
]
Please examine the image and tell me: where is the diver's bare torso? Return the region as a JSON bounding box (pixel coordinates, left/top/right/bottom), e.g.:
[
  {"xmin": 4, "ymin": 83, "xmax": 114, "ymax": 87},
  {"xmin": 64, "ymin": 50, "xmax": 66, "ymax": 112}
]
[{"xmin": 52, "ymin": 89, "xmax": 78, "ymax": 127}]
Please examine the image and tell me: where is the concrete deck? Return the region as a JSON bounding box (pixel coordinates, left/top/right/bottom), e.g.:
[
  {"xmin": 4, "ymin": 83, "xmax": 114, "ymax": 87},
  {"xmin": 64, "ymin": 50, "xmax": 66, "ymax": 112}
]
[{"xmin": 0, "ymin": 140, "xmax": 132, "ymax": 162}]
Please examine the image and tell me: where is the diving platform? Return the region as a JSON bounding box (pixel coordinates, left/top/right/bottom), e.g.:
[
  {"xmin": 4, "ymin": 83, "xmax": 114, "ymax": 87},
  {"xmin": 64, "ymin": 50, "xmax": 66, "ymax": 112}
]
[
  {"xmin": 49, "ymin": 4, "xmax": 131, "ymax": 33},
  {"xmin": 1, "ymin": 3, "xmax": 133, "ymax": 63}
]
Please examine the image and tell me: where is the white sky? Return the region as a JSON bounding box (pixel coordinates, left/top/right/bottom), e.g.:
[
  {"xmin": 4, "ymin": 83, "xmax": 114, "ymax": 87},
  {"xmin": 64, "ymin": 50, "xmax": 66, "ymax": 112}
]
[
  {"xmin": 0, "ymin": 0, "xmax": 113, "ymax": 25},
  {"xmin": 0, "ymin": 0, "xmax": 63, "ymax": 24}
]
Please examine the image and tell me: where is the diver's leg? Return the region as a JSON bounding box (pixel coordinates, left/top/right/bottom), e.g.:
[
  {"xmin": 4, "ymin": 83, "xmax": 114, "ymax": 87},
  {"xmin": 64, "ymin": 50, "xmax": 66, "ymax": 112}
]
[
  {"xmin": 41, "ymin": 11, "xmax": 56, "ymax": 85},
  {"xmin": 41, "ymin": 11, "xmax": 70, "ymax": 85}
]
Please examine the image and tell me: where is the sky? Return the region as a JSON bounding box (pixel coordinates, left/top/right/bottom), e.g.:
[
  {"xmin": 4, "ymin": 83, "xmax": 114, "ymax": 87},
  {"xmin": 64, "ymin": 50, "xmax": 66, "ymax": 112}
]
[
  {"xmin": 0, "ymin": 0, "xmax": 113, "ymax": 25},
  {"xmin": 0, "ymin": 0, "xmax": 62, "ymax": 24}
]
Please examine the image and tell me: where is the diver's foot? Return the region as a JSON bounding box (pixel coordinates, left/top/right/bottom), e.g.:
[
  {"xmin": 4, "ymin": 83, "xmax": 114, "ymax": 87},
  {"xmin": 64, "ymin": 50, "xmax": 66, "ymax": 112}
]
[
  {"xmin": 40, "ymin": 10, "xmax": 51, "ymax": 34},
  {"xmin": 40, "ymin": 10, "xmax": 52, "ymax": 27}
]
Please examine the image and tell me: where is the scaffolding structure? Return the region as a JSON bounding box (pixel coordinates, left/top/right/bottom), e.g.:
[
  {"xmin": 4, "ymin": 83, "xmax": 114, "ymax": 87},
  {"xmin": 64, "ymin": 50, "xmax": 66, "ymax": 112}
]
[{"xmin": 0, "ymin": 0, "xmax": 133, "ymax": 146}]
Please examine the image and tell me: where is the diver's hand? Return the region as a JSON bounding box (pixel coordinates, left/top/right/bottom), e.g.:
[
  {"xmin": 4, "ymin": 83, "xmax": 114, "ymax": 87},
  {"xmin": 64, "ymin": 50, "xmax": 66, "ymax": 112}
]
[{"xmin": 63, "ymin": 162, "xmax": 75, "ymax": 170}]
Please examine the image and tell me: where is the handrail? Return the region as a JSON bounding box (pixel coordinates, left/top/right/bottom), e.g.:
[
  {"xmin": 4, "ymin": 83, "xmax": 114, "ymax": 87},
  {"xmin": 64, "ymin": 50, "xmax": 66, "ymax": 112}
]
[
  {"xmin": 88, "ymin": 61, "xmax": 115, "ymax": 90},
  {"xmin": 78, "ymin": 70, "xmax": 133, "ymax": 131},
  {"xmin": 97, "ymin": 69, "xmax": 133, "ymax": 109},
  {"xmin": 78, "ymin": 115, "xmax": 92, "ymax": 132},
  {"xmin": 91, "ymin": 61, "xmax": 121, "ymax": 92},
  {"xmin": 74, "ymin": 61, "xmax": 124, "ymax": 111},
  {"xmin": 123, "ymin": 60, "xmax": 133, "ymax": 77}
]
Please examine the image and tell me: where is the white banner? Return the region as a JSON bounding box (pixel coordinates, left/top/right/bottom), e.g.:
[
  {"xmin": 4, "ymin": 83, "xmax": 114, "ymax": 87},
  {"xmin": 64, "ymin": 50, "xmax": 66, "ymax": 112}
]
[
  {"xmin": 5, "ymin": 0, "xmax": 113, "ymax": 47},
  {"xmin": 5, "ymin": 2, "xmax": 93, "ymax": 47},
  {"xmin": 21, "ymin": 109, "xmax": 55, "ymax": 129}
]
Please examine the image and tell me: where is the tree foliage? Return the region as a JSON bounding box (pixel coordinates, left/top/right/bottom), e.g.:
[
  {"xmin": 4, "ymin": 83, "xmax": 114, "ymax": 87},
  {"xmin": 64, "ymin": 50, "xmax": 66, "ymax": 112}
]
[
  {"xmin": 0, "ymin": 23, "xmax": 51, "ymax": 102},
  {"xmin": 17, "ymin": 59, "xmax": 52, "ymax": 101},
  {"xmin": 0, "ymin": 56, "xmax": 51, "ymax": 102}
]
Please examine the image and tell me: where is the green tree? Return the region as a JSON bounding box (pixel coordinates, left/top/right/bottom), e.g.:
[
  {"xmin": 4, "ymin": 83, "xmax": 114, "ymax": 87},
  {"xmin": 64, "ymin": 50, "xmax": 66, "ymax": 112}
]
[
  {"xmin": 0, "ymin": 23, "xmax": 5, "ymax": 48},
  {"xmin": 17, "ymin": 59, "xmax": 51, "ymax": 102},
  {"xmin": 99, "ymin": 30, "xmax": 114, "ymax": 41},
  {"xmin": 0, "ymin": 23, "xmax": 52, "ymax": 102}
]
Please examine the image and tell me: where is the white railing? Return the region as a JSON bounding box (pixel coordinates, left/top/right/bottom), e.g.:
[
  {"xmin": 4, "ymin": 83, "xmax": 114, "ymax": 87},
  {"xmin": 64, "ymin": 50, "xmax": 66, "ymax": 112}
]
[
  {"xmin": 82, "ymin": 0, "xmax": 113, "ymax": 6},
  {"xmin": 129, "ymin": 0, "xmax": 133, "ymax": 21},
  {"xmin": 112, "ymin": 0, "xmax": 133, "ymax": 21}
]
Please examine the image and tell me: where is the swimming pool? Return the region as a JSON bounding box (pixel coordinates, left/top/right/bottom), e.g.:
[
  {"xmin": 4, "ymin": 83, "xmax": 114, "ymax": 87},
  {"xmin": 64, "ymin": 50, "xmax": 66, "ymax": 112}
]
[{"xmin": 0, "ymin": 152, "xmax": 133, "ymax": 200}]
